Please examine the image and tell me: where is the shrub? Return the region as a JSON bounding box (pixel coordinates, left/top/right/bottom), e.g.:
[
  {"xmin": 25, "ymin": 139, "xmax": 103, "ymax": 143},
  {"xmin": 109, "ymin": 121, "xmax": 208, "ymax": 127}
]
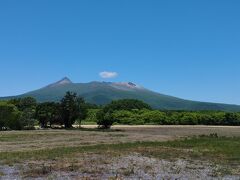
[{"xmin": 97, "ymin": 111, "xmax": 115, "ymax": 129}]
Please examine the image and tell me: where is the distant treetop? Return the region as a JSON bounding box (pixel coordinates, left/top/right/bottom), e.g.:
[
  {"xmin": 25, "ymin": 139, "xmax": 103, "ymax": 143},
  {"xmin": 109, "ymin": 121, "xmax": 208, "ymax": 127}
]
[{"xmin": 103, "ymin": 99, "xmax": 152, "ymax": 113}]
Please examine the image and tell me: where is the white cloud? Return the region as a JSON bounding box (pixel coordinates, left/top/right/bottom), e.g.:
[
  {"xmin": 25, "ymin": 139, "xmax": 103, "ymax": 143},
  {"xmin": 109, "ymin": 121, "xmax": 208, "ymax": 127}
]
[{"xmin": 99, "ymin": 71, "xmax": 118, "ymax": 78}]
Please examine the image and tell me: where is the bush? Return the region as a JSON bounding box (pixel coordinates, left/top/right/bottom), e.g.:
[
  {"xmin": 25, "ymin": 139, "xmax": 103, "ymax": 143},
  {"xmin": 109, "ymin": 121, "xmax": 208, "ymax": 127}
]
[{"xmin": 97, "ymin": 111, "xmax": 115, "ymax": 129}]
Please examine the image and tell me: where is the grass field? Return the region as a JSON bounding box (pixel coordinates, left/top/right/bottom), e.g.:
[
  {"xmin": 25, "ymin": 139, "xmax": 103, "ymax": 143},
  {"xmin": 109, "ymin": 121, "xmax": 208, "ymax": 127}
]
[{"xmin": 0, "ymin": 125, "xmax": 240, "ymax": 179}]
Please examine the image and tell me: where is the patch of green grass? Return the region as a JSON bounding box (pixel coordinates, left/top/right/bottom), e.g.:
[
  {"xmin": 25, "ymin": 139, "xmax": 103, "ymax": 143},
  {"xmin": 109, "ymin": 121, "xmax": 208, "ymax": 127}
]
[
  {"xmin": 165, "ymin": 136, "xmax": 240, "ymax": 162},
  {"xmin": 0, "ymin": 136, "xmax": 239, "ymax": 165},
  {"xmin": 81, "ymin": 121, "xmax": 97, "ymax": 125}
]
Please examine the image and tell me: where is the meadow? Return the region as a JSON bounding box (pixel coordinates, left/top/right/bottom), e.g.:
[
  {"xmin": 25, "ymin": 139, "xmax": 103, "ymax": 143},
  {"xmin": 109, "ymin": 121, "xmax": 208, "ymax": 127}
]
[{"xmin": 0, "ymin": 125, "xmax": 240, "ymax": 179}]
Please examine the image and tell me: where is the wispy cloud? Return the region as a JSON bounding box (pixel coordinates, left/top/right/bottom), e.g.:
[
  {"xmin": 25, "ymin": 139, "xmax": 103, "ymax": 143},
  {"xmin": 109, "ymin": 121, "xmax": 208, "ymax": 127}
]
[{"xmin": 99, "ymin": 71, "xmax": 118, "ymax": 78}]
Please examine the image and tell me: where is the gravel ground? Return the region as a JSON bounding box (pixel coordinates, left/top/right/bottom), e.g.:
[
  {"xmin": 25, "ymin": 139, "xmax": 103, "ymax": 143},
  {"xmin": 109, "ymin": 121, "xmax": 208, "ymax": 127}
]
[{"xmin": 1, "ymin": 153, "xmax": 239, "ymax": 180}]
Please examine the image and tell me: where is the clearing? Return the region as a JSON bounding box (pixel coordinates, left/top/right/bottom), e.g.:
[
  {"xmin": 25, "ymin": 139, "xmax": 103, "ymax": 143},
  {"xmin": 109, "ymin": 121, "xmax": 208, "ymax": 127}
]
[{"xmin": 0, "ymin": 125, "xmax": 240, "ymax": 179}]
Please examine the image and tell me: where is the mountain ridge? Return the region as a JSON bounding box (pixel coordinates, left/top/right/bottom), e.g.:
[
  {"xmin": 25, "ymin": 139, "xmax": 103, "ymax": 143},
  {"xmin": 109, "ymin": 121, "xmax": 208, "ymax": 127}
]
[{"xmin": 1, "ymin": 77, "xmax": 240, "ymax": 112}]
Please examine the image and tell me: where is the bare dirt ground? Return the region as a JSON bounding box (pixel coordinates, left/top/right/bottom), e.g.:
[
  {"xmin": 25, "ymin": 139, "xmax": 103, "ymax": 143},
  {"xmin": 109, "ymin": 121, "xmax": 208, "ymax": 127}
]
[{"xmin": 0, "ymin": 126, "xmax": 240, "ymax": 179}]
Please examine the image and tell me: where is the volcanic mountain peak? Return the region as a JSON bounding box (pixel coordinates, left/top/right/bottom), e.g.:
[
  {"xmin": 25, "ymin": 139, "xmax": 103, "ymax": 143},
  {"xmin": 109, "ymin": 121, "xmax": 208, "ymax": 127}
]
[{"xmin": 46, "ymin": 77, "xmax": 73, "ymax": 88}]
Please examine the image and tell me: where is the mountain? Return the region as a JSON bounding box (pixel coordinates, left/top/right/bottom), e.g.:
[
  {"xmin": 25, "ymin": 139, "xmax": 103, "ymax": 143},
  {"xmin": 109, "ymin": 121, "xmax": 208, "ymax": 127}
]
[
  {"xmin": 46, "ymin": 77, "xmax": 72, "ymax": 88},
  {"xmin": 1, "ymin": 77, "xmax": 240, "ymax": 111}
]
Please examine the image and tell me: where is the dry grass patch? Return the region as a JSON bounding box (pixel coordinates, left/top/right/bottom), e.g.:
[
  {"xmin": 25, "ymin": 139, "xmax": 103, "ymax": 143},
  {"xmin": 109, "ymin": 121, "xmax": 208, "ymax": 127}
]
[
  {"xmin": 1, "ymin": 126, "xmax": 240, "ymax": 179},
  {"xmin": 1, "ymin": 126, "xmax": 240, "ymax": 152}
]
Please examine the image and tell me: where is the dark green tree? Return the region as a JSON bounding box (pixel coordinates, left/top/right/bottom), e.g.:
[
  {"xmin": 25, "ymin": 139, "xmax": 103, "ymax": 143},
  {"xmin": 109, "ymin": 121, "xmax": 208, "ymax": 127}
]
[
  {"xmin": 224, "ymin": 113, "xmax": 239, "ymax": 125},
  {"xmin": 36, "ymin": 102, "xmax": 62, "ymax": 128},
  {"xmin": 0, "ymin": 102, "xmax": 22, "ymax": 130},
  {"xmin": 61, "ymin": 92, "xmax": 87, "ymax": 128},
  {"xmin": 10, "ymin": 97, "xmax": 37, "ymax": 111}
]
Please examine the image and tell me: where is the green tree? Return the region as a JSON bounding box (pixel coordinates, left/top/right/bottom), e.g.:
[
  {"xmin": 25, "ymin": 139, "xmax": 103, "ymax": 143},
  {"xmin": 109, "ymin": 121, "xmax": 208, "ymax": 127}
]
[
  {"xmin": 10, "ymin": 97, "xmax": 37, "ymax": 129},
  {"xmin": 179, "ymin": 113, "xmax": 198, "ymax": 125},
  {"xmin": 76, "ymin": 97, "xmax": 88, "ymax": 128},
  {"xmin": 85, "ymin": 109, "xmax": 100, "ymax": 123},
  {"xmin": 103, "ymin": 99, "xmax": 152, "ymax": 113},
  {"xmin": 224, "ymin": 113, "xmax": 239, "ymax": 125},
  {"xmin": 36, "ymin": 102, "xmax": 62, "ymax": 128},
  {"xmin": 112, "ymin": 110, "xmax": 136, "ymax": 125},
  {"xmin": 0, "ymin": 102, "xmax": 22, "ymax": 130},
  {"xmin": 97, "ymin": 99, "xmax": 151, "ymax": 128},
  {"xmin": 140, "ymin": 110, "xmax": 167, "ymax": 125},
  {"xmin": 61, "ymin": 92, "xmax": 87, "ymax": 128},
  {"xmin": 10, "ymin": 97, "xmax": 37, "ymax": 111}
]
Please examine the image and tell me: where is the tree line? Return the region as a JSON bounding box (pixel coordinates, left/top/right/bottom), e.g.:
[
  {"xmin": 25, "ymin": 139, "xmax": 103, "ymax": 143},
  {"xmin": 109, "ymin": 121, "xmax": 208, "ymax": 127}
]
[
  {"xmin": 0, "ymin": 92, "xmax": 87, "ymax": 130},
  {"xmin": 0, "ymin": 92, "xmax": 240, "ymax": 130},
  {"xmin": 93, "ymin": 99, "xmax": 240, "ymax": 128}
]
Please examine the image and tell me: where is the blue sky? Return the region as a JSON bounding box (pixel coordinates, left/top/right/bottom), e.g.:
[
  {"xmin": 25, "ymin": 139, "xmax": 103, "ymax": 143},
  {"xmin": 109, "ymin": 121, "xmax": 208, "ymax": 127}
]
[{"xmin": 0, "ymin": 0, "xmax": 240, "ymax": 104}]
